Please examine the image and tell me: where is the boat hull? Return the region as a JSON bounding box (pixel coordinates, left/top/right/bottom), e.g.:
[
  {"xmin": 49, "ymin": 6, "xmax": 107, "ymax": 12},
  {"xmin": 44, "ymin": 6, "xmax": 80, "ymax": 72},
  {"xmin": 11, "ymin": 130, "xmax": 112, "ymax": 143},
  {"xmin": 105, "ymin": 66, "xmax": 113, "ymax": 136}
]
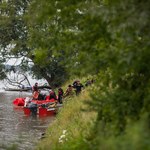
[
  {"xmin": 13, "ymin": 97, "xmax": 59, "ymax": 116},
  {"xmin": 13, "ymin": 98, "xmax": 56, "ymax": 106},
  {"xmin": 24, "ymin": 106, "xmax": 56, "ymax": 116},
  {"xmin": 13, "ymin": 98, "xmax": 25, "ymax": 106}
]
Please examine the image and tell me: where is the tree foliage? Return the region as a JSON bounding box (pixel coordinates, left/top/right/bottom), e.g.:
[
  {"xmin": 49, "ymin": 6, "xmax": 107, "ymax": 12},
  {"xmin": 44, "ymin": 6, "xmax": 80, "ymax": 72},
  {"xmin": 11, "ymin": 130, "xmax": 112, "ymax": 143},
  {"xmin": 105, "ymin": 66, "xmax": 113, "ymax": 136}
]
[
  {"xmin": 0, "ymin": 0, "xmax": 30, "ymax": 57},
  {"xmin": 0, "ymin": 0, "xmax": 68, "ymax": 87},
  {"xmin": 27, "ymin": 0, "xmax": 150, "ymax": 147}
]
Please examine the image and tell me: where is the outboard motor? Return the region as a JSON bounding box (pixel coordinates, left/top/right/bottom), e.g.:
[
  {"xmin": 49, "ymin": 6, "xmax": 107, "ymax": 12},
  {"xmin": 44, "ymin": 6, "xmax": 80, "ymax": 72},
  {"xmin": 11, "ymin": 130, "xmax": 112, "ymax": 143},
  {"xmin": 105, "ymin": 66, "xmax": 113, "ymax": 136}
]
[{"xmin": 28, "ymin": 103, "xmax": 38, "ymax": 116}]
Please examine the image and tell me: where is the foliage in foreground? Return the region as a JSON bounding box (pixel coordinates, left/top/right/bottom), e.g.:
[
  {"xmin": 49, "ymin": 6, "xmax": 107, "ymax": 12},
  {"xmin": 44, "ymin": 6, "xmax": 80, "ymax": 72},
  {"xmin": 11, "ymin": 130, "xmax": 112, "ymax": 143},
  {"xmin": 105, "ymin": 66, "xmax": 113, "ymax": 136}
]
[
  {"xmin": 36, "ymin": 83, "xmax": 150, "ymax": 150},
  {"xmin": 91, "ymin": 115, "xmax": 150, "ymax": 150}
]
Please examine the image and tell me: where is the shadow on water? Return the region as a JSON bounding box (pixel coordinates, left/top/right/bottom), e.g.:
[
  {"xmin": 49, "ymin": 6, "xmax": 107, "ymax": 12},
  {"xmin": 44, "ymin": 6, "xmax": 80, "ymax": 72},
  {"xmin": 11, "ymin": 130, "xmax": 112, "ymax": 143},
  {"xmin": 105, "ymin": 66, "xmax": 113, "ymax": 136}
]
[{"xmin": 0, "ymin": 91, "xmax": 55, "ymax": 150}]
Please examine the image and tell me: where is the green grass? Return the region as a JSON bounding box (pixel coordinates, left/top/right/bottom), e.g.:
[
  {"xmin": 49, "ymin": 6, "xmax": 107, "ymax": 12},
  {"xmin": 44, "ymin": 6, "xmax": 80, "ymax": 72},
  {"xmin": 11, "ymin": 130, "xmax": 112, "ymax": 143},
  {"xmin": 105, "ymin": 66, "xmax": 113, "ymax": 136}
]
[{"xmin": 36, "ymin": 87, "xmax": 97, "ymax": 150}]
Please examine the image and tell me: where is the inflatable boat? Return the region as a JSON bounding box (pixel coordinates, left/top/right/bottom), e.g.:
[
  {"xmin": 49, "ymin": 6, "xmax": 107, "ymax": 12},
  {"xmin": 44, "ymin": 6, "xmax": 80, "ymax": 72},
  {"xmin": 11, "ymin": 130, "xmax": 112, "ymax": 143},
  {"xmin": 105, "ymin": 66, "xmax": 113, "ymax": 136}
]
[{"xmin": 13, "ymin": 97, "xmax": 61, "ymax": 116}]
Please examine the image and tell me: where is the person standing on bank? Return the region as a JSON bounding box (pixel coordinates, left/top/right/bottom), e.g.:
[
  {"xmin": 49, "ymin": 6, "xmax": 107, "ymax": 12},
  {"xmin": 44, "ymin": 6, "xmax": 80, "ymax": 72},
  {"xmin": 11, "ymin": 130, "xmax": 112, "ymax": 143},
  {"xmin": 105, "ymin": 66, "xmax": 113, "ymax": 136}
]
[
  {"xmin": 75, "ymin": 81, "xmax": 84, "ymax": 95},
  {"xmin": 64, "ymin": 85, "xmax": 74, "ymax": 97},
  {"xmin": 58, "ymin": 87, "xmax": 64, "ymax": 104}
]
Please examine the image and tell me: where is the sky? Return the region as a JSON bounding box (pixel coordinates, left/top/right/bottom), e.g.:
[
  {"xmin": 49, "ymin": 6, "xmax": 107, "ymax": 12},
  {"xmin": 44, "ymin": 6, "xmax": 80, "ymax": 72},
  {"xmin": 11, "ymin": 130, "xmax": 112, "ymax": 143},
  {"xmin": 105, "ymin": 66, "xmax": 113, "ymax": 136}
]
[
  {"xmin": 5, "ymin": 57, "xmax": 33, "ymax": 66},
  {"xmin": 0, "ymin": 55, "xmax": 48, "ymax": 90},
  {"xmin": 0, "ymin": 76, "xmax": 48, "ymax": 89},
  {"xmin": 1, "ymin": 58, "xmax": 47, "ymax": 89},
  {"xmin": 6, "ymin": 58, "xmax": 21, "ymax": 66}
]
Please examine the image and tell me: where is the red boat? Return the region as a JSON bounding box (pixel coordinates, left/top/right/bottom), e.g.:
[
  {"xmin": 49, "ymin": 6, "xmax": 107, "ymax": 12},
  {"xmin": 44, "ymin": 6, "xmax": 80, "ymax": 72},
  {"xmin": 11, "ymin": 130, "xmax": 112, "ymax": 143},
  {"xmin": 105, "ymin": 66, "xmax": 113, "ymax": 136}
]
[
  {"xmin": 13, "ymin": 97, "xmax": 25, "ymax": 106},
  {"xmin": 13, "ymin": 97, "xmax": 59, "ymax": 116}
]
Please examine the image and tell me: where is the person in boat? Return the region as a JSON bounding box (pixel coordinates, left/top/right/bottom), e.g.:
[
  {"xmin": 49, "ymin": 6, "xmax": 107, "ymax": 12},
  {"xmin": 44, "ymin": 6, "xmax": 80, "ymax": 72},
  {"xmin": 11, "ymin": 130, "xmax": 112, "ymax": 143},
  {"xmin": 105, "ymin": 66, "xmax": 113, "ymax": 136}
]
[
  {"xmin": 32, "ymin": 90, "xmax": 40, "ymax": 100},
  {"xmin": 32, "ymin": 82, "xmax": 38, "ymax": 92},
  {"xmin": 49, "ymin": 90, "xmax": 57, "ymax": 100},
  {"xmin": 32, "ymin": 89, "xmax": 46, "ymax": 100},
  {"xmin": 74, "ymin": 80, "xmax": 84, "ymax": 95},
  {"xmin": 45, "ymin": 89, "xmax": 57, "ymax": 101},
  {"xmin": 37, "ymin": 90, "xmax": 46, "ymax": 100},
  {"xmin": 58, "ymin": 87, "xmax": 64, "ymax": 104},
  {"xmin": 64, "ymin": 85, "xmax": 74, "ymax": 97},
  {"xmin": 32, "ymin": 83, "xmax": 40, "ymax": 100}
]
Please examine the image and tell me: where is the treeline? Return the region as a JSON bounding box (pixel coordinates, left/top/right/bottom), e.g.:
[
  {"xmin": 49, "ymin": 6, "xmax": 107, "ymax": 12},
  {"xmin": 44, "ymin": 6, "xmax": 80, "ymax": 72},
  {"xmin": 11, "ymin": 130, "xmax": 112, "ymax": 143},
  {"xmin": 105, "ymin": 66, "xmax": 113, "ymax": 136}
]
[{"xmin": 0, "ymin": 0, "xmax": 150, "ymax": 149}]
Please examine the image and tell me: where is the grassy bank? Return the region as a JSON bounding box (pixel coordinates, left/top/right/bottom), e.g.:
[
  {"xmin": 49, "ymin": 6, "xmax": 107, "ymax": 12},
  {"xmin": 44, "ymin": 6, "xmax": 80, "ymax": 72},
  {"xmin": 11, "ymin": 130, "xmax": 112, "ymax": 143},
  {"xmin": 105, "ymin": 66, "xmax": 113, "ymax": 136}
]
[
  {"xmin": 36, "ymin": 74, "xmax": 150, "ymax": 150},
  {"xmin": 36, "ymin": 87, "xmax": 97, "ymax": 150}
]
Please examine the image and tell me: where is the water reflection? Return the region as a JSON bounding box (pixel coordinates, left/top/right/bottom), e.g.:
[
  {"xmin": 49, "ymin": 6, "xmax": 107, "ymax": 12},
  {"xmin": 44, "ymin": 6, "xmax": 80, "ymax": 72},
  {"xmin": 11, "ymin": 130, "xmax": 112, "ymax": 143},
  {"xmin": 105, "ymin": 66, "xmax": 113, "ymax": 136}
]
[{"xmin": 0, "ymin": 91, "xmax": 55, "ymax": 150}]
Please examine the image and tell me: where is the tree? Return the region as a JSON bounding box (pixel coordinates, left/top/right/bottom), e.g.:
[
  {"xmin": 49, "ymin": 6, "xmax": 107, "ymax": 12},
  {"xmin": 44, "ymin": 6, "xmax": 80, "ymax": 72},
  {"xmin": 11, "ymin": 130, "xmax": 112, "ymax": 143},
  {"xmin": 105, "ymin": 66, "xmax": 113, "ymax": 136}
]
[
  {"xmin": 0, "ymin": 0, "xmax": 68, "ymax": 87},
  {"xmin": 0, "ymin": 59, "xmax": 6, "ymax": 80},
  {"xmin": 0, "ymin": 0, "xmax": 32, "ymax": 86},
  {"xmin": 27, "ymin": 0, "xmax": 150, "ymax": 136},
  {"xmin": 0, "ymin": 0, "xmax": 30, "ymax": 56},
  {"xmin": 80, "ymin": 0, "xmax": 150, "ymax": 139}
]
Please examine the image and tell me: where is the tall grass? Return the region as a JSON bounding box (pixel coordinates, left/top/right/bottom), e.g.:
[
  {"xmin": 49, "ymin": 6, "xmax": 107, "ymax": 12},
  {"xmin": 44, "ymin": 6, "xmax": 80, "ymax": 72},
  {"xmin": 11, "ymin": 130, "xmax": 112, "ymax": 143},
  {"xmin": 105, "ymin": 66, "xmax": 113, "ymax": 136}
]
[{"xmin": 36, "ymin": 88, "xmax": 97, "ymax": 150}]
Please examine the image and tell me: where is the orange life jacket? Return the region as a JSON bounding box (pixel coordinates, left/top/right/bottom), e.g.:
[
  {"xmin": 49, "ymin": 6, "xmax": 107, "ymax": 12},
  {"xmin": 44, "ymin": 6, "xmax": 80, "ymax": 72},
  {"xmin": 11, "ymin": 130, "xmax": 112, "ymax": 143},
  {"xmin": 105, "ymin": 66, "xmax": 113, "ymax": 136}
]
[{"xmin": 33, "ymin": 91, "xmax": 39, "ymax": 99}]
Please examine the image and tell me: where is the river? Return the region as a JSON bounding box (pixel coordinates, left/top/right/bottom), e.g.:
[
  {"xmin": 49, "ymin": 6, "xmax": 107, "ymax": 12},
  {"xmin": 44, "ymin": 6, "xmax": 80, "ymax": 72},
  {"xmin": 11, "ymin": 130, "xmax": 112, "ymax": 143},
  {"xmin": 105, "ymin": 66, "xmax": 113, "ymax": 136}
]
[{"xmin": 0, "ymin": 90, "xmax": 55, "ymax": 150}]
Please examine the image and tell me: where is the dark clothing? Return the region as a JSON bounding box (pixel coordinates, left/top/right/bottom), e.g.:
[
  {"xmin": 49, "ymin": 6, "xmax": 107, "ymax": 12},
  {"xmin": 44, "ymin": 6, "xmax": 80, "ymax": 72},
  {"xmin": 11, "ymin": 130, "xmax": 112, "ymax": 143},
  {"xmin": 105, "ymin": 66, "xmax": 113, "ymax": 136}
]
[
  {"xmin": 38, "ymin": 94, "xmax": 46, "ymax": 100},
  {"xmin": 73, "ymin": 81, "xmax": 78, "ymax": 88},
  {"xmin": 32, "ymin": 85, "xmax": 38, "ymax": 92},
  {"xmin": 58, "ymin": 88, "xmax": 64, "ymax": 104},
  {"xmin": 75, "ymin": 84, "xmax": 84, "ymax": 95},
  {"xmin": 50, "ymin": 91, "xmax": 57, "ymax": 100}
]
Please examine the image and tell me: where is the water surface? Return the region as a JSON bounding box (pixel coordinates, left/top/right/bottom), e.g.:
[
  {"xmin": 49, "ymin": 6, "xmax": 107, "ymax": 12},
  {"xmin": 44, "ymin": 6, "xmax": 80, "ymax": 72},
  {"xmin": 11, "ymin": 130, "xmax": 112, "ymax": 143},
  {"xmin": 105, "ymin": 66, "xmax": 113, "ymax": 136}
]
[{"xmin": 0, "ymin": 91, "xmax": 55, "ymax": 150}]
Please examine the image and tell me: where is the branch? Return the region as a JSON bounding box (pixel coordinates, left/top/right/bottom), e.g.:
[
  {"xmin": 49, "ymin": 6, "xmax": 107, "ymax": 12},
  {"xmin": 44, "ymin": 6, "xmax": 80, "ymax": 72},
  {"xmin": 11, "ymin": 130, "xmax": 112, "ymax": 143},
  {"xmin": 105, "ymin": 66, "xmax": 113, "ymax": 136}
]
[{"xmin": 4, "ymin": 72, "xmax": 32, "ymax": 88}]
